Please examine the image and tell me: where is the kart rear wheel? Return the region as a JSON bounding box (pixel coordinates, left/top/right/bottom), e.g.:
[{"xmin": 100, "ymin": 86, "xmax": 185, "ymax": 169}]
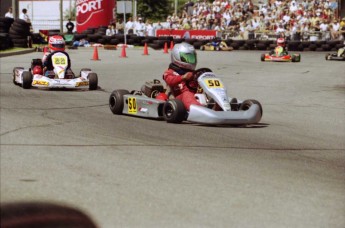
[
  {"xmin": 239, "ymin": 99, "xmax": 263, "ymax": 120},
  {"xmin": 13, "ymin": 67, "xmax": 23, "ymax": 85},
  {"xmin": 163, "ymin": 99, "xmax": 186, "ymax": 123},
  {"xmin": 325, "ymin": 54, "xmax": 330, "ymax": 60},
  {"xmin": 261, "ymin": 54, "xmax": 265, "ymax": 62},
  {"xmin": 22, "ymin": 71, "xmax": 32, "ymax": 89},
  {"xmin": 88, "ymin": 73, "xmax": 98, "ymax": 90},
  {"xmin": 109, "ymin": 89, "xmax": 130, "ymax": 115},
  {"xmin": 200, "ymin": 46, "xmax": 204, "ymax": 51},
  {"xmin": 292, "ymin": 54, "xmax": 301, "ymax": 62}
]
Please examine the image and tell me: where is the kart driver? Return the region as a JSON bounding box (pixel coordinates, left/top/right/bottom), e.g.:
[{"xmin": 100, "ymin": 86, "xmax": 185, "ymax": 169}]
[
  {"xmin": 271, "ymin": 37, "xmax": 288, "ymax": 56},
  {"xmin": 162, "ymin": 42, "xmax": 201, "ymax": 111},
  {"xmin": 42, "ymin": 35, "xmax": 72, "ymax": 77}
]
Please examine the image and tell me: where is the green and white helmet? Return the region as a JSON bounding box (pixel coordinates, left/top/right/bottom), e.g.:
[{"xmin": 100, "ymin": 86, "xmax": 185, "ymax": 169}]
[{"xmin": 171, "ymin": 42, "xmax": 197, "ymax": 71}]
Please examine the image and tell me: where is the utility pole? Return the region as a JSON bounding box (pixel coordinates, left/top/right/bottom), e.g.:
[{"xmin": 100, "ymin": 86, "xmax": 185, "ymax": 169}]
[
  {"xmin": 60, "ymin": 0, "xmax": 63, "ymax": 33},
  {"xmin": 12, "ymin": 0, "xmax": 16, "ymax": 18}
]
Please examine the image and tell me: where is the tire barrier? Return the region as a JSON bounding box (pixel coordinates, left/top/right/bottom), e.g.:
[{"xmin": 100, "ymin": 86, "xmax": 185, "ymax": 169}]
[
  {"xmin": 6, "ymin": 18, "xmax": 31, "ymax": 48},
  {"xmin": 0, "ymin": 33, "xmax": 12, "ymax": 50},
  {"xmin": 1, "ymin": 23, "xmax": 344, "ymax": 52},
  {"xmin": 0, "ymin": 17, "xmax": 14, "ymax": 33}
]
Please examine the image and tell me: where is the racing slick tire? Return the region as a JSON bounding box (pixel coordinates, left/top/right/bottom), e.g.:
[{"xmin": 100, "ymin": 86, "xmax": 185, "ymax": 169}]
[
  {"xmin": 292, "ymin": 54, "xmax": 301, "ymax": 62},
  {"xmin": 22, "ymin": 71, "xmax": 32, "ymax": 89},
  {"xmin": 261, "ymin": 54, "xmax": 265, "ymax": 62},
  {"xmin": 325, "ymin": 54, "xmax": 331, "ymax": 60},
  {"xmin": 239, "ymin": 99, "xmax": 263, "ymax": 121},
  {"xmin": 163, "ymin": 99, "xmax": 186, "ymax": 123},
  {"xmin": 88, "ymin": 73, "xmax": 98, "ymax": 90},
  {"xmin": 109, "ymin": 89, "xmax": 130, "ymax": 115},
  {"xmin": 12, "ymin": 67, "xmax": 24, "ymax": 85},
  {"xmin": 200, "ymin": 46, "xmax": 205, "ymax": 51},
  {"xmin": 0, "ymin": 202, "xmax": 98, "ymax": 227}
]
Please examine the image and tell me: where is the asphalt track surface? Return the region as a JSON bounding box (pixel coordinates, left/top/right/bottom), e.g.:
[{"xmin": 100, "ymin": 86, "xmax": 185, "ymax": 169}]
[{"xmin": 1, "ymin": 47, "xmax": 344, "ymax": 228}]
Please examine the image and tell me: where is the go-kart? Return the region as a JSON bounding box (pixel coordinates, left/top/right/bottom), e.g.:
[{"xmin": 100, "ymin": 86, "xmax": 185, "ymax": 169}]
[
  {"xmin": 109, "ymin": 68, "xmax": 262, "ymax": 125},
  {"xmin": 325, "ymin": 46, "xmax": 345, "ymax": 61},
  {"xmin": 13, "ymin": 52, "xmax": 98, "ymax": 90},
  {"xmin": 200, "ymin": 41, "xmax": 233, "ymax": 51},
  {"xmin": 261, "ymin": 46, "xmax": 301, "ymax": 62}
]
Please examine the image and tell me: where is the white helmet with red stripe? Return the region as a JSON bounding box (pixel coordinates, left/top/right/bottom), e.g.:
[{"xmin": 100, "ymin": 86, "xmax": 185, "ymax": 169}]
[{"xmin": 48, "ymin": 35, "xmax": 65, "ymax": 52}]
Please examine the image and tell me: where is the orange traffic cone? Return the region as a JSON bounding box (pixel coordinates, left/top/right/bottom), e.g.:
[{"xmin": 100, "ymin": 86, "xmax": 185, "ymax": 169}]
[
  {"xmin": 143, "ymin": 43, "xmax": 149, "ymax": 55},
  {"xmin": 163, "ymin": 42, "xmax": 169, "ymax": 54},
  {"xmin": 120, "ymin": 45, "xmax": 127, "ymax": 58},
  {"xmin": 91, "ymin": 46, "xmax": 100, "ymax": 60},
  {"xmin": 170, "ymin": 40, "xmax": 174, "ymax": 50}
]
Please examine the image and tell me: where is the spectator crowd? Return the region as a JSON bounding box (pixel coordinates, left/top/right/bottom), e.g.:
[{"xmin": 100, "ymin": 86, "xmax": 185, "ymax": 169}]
[{"xmin": 112, "ymin": 0, "xmax": 344, "ymax": 41}]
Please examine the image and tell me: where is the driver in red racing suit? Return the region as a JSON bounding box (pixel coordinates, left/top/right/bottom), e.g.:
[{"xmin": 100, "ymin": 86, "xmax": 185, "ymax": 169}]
[{"xmin": 163, "ymin": 42, "xmax": 201, "ymax": 111}]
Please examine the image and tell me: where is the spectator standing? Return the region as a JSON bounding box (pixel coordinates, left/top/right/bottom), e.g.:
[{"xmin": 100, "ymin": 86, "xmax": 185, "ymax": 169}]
[
  {"xmin": 66, "ymin": 19, "xmax": 74, "ymax": 34},
  {"xmin": 19, "ymin": 8, "xmax": 31, "ymax": 23},
  {"xmin": 145, "ymin": 20, "xmax": 155, "ymax": 37},
  {"xmin": 106, "ymin": 25, "xmax": 115, "ymax": 36},
  {"xmin": 135, "ymin": 18, "xmax": 146, "ymax": 36},
  {"xmin": 125, "ymin": 17, "xmax": 134, "ymax": 34},
  {"xmin": 319, "ymin": 19, "xmax": 330, "ymax": 40},
  {"xmin": 116, "ymin": 19, "xmax": 124, "ymax": 34},
  {"xmin": 246, "ymin": 20, "xmax": 256, "ymax": 39},
  {"xmin": 154, "ymin": 21, "xmax": 163, "ymax": 31},
  {"xmin": 5, "ymin": 7, "xmax": 13, "ymax": 18},
  {"xmin": 330, "ymin": 19, "xmax": 340, "ymax": 40},
  {"xmin": 276, "ymin": 23, "xmax": 286, "ymax": 37}
]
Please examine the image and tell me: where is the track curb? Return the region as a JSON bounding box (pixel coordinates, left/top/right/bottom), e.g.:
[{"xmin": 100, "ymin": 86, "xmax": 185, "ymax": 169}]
[{"xmin": 0, "ymin": 48, "xmax": 37, "ymax": 58}]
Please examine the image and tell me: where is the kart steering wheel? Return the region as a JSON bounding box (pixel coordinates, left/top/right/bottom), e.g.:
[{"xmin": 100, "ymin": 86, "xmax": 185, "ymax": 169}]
[
  {"xmin": 193, "ymin": 68, "xmax": 212, "ymax": 79},
  {"xmin": 186, "ymin": 68, "xmax": 213, "ymax": 91}
]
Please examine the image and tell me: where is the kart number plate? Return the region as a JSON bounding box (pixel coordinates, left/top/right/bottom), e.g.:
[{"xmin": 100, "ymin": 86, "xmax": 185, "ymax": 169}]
[
  {"xmin": 52, "ymin": 56, "xmax": 68, "ymax": 66},
  {"xmin": 128, "ymin": 97, "xmax": 137, "ymax": 114},
  {"xmin": 205, "ymin": 79, "xmax": 223, "ymax": 88}
]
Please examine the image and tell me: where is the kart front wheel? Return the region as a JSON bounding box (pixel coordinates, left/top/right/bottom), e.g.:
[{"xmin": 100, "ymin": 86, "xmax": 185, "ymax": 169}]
[
  {"xmin": 88, "ymin": 73, "xmax": 98, "ymax": 90},
  {"xmin": 261, "ymin": 54, "xmax": 265, "ymax": 62},
  {"xmin": 13, "ymin": 67, "xmax": 24, "ymax": 85},
  {"xmin": 109, "ymin": 89, "xmax": 130, "ymax": 115},
  {"xmin": 239, "ymin": 99, "xmax": 263, "ymax": 120},
  {"xmin": 22, "ymin": 71, "xmax": 33, "ymax": 89},
  {"xmin": 163, "ymin": 99, "xmax": 186, "ymax": 123}
]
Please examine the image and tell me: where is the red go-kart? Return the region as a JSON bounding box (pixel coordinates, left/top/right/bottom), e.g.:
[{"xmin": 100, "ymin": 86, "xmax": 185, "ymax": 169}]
[{"xmin": 261, "ymin": 46, "xmax": 301, "ymax": 62}]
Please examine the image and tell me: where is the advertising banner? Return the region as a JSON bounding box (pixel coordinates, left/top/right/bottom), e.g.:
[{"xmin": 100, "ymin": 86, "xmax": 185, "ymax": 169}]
[
  {"xmin": 156, "ymin": 30, "xmax": 217, "ymax": 40},
  {"xmin": 76, "ymin": 0, "xmax": 116, "ymax": 32}
]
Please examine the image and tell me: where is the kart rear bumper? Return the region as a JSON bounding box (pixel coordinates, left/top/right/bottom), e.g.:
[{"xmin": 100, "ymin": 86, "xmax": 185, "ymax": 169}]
[
  {"xmin": 328, "ymin": 56, "xmax": 345, "ymax": 61},
  {"xmin": 187, "ymin": 104, "xmax": 262, "ymax": 125}
]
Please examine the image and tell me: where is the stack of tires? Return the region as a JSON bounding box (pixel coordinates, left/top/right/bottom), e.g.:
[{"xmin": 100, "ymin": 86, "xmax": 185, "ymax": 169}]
[
  {"xmin": 8, "ymin": 19, "xmax": 31, "ymax": 48},
  {"xmin": 0, "ymin": 17, "xmax": 14, "ymax": 50},
  {"xmin": 0, "ymin": 17, "xmax": 14, "ymax": 33}
]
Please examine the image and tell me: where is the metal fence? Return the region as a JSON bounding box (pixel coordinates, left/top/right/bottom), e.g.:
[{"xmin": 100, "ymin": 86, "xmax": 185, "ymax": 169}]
[{"xmin": 31, "ymin": 20, "xmax": 75, "ymax": 33}]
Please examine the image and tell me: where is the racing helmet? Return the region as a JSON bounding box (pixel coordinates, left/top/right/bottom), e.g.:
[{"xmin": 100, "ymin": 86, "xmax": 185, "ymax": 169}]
[
  {"xmin": 277, "ymin": 38, "xmax": 286, "ymax": 47},
  {"xmin": 48, "ymin": 35, "xmax": 65, "ymax": 52},
  {"xmin": 32, "ymin": 65, "xmax": 43, "ymax": 75},
  {"xmin": 171, "ymin": 42, "xmax": 197, "ymax": 71}
]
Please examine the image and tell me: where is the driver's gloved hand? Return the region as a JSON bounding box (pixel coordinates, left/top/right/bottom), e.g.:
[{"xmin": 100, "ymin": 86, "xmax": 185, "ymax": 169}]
[{"xmin": 182, "ymin": 72, "xmax": 194, "ymax": 81}]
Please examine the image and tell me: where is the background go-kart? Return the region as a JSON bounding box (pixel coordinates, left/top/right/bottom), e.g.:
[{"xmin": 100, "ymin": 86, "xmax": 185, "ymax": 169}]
[{"xmin": 1, "ymin": 48, "xmax": 344, "ymax": 228}]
